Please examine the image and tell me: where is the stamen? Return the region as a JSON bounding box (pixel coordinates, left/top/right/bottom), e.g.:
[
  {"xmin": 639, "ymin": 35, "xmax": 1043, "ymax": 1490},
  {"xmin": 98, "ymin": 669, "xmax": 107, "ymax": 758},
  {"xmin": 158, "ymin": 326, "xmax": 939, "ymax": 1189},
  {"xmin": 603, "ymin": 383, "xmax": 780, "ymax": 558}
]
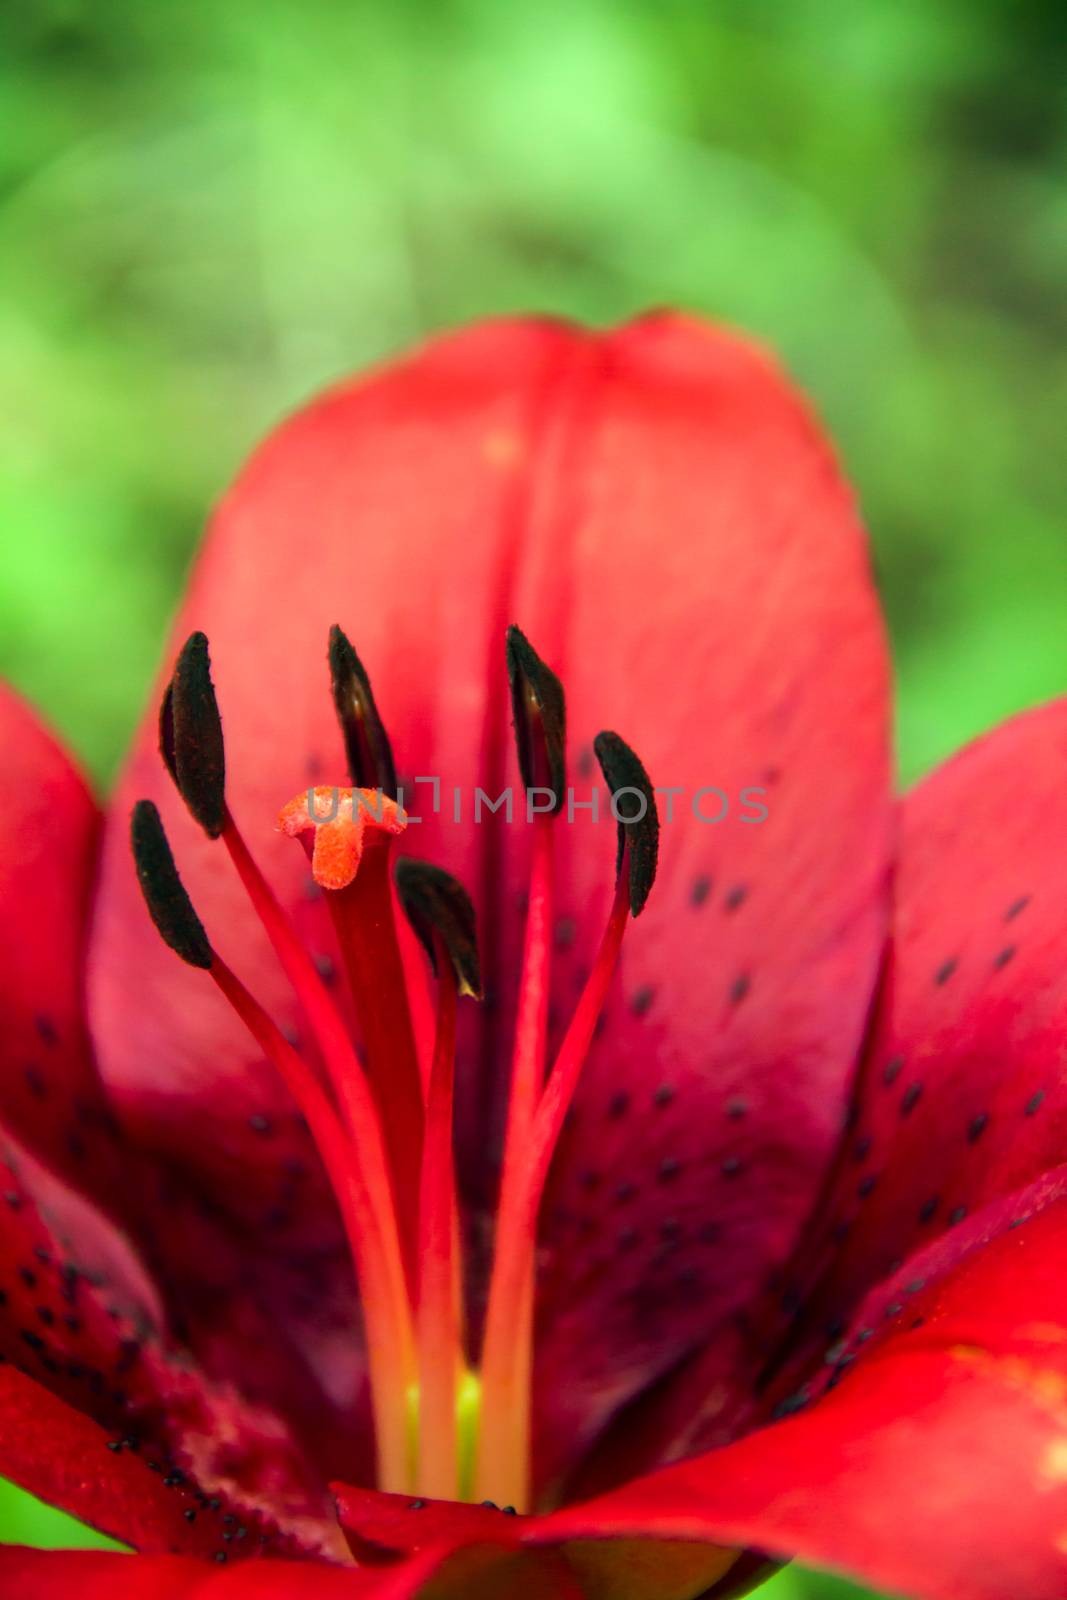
[
  {"xmin": 280, "ymin": 788, "xmax": 425, "ymax": 1278},
  {"xmin": 475, "ymin": 731, "xmax": 659, "ymax": 1508},
  {"xmin": 157, "ymin": 637, "xmax": 416, "ymax": 1330},
  {"xmin": 130, "ymin": 800, "xmax": 415, "ymax": 1490},
  {"xmin": 505, "ymin": 624, "xmax": 566, "ymax": 806},
  {"xmin": 146, "ymin": 622, "xmax": 663, "ymax": 1509},
  {"xmin": 485, "ymin": 627, "xmax": 566, "ymax": 1505},
  {"xmin": 328, "ymin": 623, "xmax": 398, "ymax": 797},
  {"xmin": 158, "ymin": 632, "xmax": 226, "ymax": 838}
]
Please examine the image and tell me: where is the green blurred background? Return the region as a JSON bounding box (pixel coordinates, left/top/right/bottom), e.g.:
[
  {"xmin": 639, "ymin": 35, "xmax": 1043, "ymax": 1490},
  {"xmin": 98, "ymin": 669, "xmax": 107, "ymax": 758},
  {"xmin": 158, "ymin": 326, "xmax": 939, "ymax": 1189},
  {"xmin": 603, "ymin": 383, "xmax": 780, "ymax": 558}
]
[{"xmin": 2, "ymin": 0, "xmax": 1065, "ymax": 1592}]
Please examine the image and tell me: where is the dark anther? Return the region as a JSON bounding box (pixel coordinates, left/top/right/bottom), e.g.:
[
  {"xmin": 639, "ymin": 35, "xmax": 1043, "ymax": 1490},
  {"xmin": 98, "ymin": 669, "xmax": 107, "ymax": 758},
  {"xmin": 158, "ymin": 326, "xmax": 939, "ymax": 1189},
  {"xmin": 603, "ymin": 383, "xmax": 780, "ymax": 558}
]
[
  {"xmin": 593, "ymin": 730, "xmax": 659, "ymax": 915},
  {"xmin": 130, "ymin": 801, "xmax": 213, "ymax": 969},
  {"xmin": 328, "ymin": 624, "xmax": 397, "ymax": 797},
  {"xmin": 159, "ymin": 632, "xmax": 226, "ymax": 837},
  {"xmin": 505, "ymin": 625, "xmax": 566, "ymax": 810},
  {"xmin": 394, "ymin": 858, "xmax": 483, "ymax": 999}
]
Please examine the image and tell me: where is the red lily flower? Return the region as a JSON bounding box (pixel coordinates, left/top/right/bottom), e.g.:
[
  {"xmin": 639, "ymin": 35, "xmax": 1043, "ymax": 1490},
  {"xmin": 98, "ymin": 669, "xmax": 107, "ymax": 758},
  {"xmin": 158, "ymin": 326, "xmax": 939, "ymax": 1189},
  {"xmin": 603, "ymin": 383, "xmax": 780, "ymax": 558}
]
[{"xmin": 2, "ymin": 312, "xmax": 1067, "ymax": 1600}]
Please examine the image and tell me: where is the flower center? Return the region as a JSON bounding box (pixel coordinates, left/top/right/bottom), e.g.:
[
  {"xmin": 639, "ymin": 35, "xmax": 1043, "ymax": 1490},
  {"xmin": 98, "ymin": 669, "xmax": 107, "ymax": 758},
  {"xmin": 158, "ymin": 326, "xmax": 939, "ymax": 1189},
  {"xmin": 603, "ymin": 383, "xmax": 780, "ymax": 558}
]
[{"xmin": 132, "ymin": 626, "xmax": 658, "ymax": 1511}]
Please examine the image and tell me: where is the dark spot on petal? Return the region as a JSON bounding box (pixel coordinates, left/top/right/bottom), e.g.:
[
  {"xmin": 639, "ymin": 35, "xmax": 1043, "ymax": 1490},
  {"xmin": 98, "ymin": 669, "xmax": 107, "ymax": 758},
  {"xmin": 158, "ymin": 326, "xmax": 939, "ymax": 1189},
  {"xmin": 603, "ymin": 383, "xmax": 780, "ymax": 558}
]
[
  {"xmin": 853, "ymin": 1135, "xmax": 871, "ymax": 1163},
  {"xmin": 967, "ymin": 1112, "xmax": 989, "ymax": 1143},
  {"xmin": 883, "ymin": 1056, "xmax": 903, "ymax": 1086},
  {"xmin": 726, "ymin": 1097, "xmax": 748, "ymax": 1120},
  {"xmin": 948, "ymin": 1205, "xmax": 967, "ymax": 1226},
  {"xmin": 34, "ymin": 1016, "xmax": 59, "ymax": 1047},
  {"xmin": 554, "ymin": 917, "xmax": 576, "ymax": 951},
  {"xmin": 689, "ymin": 875, "xmax": 712, "ymax": 908},
  {"xmin": 653, "ymin": 1084, "xmax": 675, "ymax": 1108},
  {"xmin": 857, "ymin": 1174, "xmax": 877, "ymax": 1199},
  {"xmin": 24, "ymin": 1066, "xmax": 47, "ymax": 1100},
  {"xmin": 724, "ymin": 884, "xmax": 748, "ymax": 912},
  {"xmin": 901, "ymin": 1083, "xmax": 923, "ymax": 1117},
  {"xmin": 1004, "ymin": 895, "xmax": 1031, "ymax": 922},
  {"xmin": 934, "ymin": 958, "xmax": 958, "ymax": 986},
  {"xmin": 630, "ymin": 985, "xmax": 655, "ymax": 1017},
  {"xmin": 729, "ymin": 973, "xmax": 751, "ymax": 1006},
  {"xmin": 614, "ymin": 1181, "xmax": 637, "ymax": 1204},
  {"xmin": 658, "ymin": 1158, "xmax": 681, "ymax": 1184},
  {"xmin": 248, "ymin": 1115, "xmax": 272, "ymax": 1136},
  {"xmin": 721, "ymin": 1156, "xmax": 744, "ymax": 1179},
  {"xmin": 313, "ymin": 953, "xmax": 336, "ymax": 983},
  {"xmin": 992, "ymin": 946, "xmax": 1015, "ymax": 971},
  {"xmin": 607, "ymin": 1091, "xmax": 630, "ymax": 1121},
  {"xmin": 1025, "ymin": 1090, "xmax": 1045, "ymax": 1117},
  {"xmin": 919, "ymin": 1195, "xmax": 940, "ymax": 1224}
]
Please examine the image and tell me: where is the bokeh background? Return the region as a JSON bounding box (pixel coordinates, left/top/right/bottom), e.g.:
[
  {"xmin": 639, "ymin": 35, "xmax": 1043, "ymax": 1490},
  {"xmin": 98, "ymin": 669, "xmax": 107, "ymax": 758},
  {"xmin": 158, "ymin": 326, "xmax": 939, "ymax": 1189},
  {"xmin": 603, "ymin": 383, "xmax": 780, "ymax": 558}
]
[{"xmin": 2, "ymin": 1, "xmax": 1065, "ymax": 1593}]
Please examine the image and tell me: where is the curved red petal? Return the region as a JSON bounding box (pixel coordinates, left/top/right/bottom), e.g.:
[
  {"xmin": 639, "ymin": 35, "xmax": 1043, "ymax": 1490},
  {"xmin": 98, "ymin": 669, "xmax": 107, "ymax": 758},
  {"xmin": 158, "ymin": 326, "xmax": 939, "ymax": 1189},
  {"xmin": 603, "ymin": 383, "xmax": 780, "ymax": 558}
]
[
  {"xmin": 88, "ymin": 316, "xmax": 890, "ymax": 1488},
  {"xmin": 0, "ymin": 1362, "xmax": 265, "ymax": 1559},
  {"xmin": 332, "ymin": 1483, "xmax": 734, "ymax": 1600},
  {"xmin": 0, "ymin": 1125, "xmax": 333, "ymax": 1556},
  {"xmin": 525, "ymin": 314, "xmax": 890, "ymax": 1487},
  {"xmin": 536, "ymin": 1181, "xmax": 1067, "ymax": 1600},
  {"xmin": 0, "ymin": 1546, "xmax": 457, "ymax": 1598},
  {"xmin": 763, "ymin": 697, "xmax": 1067, "ymax": 1375},
  {"xmin": 0, "ymin": 685, "xmax": 123, "ymax": 1201}
]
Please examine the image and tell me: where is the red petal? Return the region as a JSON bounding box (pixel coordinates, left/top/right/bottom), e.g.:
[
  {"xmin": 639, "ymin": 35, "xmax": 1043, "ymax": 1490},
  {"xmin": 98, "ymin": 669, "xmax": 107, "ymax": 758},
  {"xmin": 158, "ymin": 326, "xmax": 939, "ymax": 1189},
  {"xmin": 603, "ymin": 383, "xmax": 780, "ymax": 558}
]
[
  {"xmin": 764, "ymin": 698, "xmax": 1067, "ymax": 1374},
  {"xmin": 0, "ymin": 1127, "xmax": 333, "ymax": 1556},
  {"xmin": 0, "ymin": 686, "xmax": 123, "ymax": 1201},
  {"xmin": 333, "ymin": 1484, "xmax": 734, "ymax": 1599},
  {"xmin": 536, "ymin": 1180, "xmax": 1067, "ymax": 1600},
  {"xmin": 0, "ymin": 1546, "xmax": 458, "ymax": 1598},
  {"xmin": 0, "ymin": 686, "xmax": 357, "ymax": 1483},
  {"xmin": 333, "ymin": 1483, "xmax": 524, "ymax": 1559},
  {"xmin": 525, "ymin": 315, "xmax": 890, "ymax": 1487},
  {"xmin": 88, "ymin": 316, "xmax": 890, "ymax": 1486},
  {"xmin": 0, "ymin": 1361, "xmax": 261, "ymax": 1559}
]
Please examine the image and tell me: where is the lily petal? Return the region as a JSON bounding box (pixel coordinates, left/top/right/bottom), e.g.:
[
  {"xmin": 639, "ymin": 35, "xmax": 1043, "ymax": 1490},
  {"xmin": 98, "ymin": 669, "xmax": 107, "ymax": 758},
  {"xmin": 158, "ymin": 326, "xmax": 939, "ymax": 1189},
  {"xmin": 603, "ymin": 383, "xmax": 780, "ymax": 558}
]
[
  {"xmin": 536, "ymin": 1175, "xmax": 1067, "ymax": 1600},
  {"xmin": 0, "ymin": 1362, "xmax": 271, "ymax": 1559},
  {"xmin": 88, "ymin": 316, "xmax": 891, "ymax": 1488},
  {"xmin": 0, "ymin": 1544, "xmax": 458, "ymax": 1597},
  {"xmin": 0, "ymin": 685, "xmax": 120, "ymax": 1201},
  {"xmin": 768, "ymin": 697, "xmax": 1067, "ymax": 1370},
  {"xmin": 0, "ymin": 1123, "xmax": 334, "ymax": 1554},
  {"xmin": 333, "ymin": 1484, "xmax": 735, "ymax": 1600}
]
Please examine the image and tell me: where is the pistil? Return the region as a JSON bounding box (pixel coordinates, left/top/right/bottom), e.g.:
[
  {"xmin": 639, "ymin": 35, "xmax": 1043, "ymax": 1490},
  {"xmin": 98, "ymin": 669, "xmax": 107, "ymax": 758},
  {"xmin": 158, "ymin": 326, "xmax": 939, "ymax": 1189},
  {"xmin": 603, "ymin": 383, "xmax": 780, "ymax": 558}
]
[
  {"xmin": 394, "ymin": 858, "xmax": 483, "ymax": 1501},
  {"xmin": 320, "ymin": 824, "xmax": 424, "ymax": 1276}
]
